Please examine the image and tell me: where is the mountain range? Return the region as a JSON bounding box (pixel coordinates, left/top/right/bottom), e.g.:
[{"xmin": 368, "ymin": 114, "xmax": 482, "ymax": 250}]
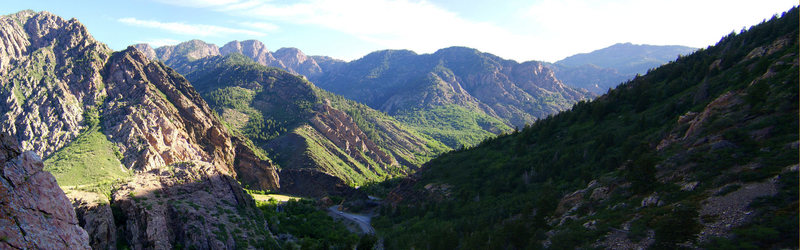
[
  {"xmin": 0, "ymin": 6, "xmax": 796, "ymax": 250},
  {"xmin": 163, "ymin": 51, "xmax": 449, "ymax": 195},
  {"xmin": 140, "ymin": 41, "xmax": 597, "ymax": 148},
  {"xmin": 136, "ymin": 39, "xmax": 694, "ymax": 148},
  {"xmin": 378, "ymin": 8, "xmax": 798, "ymax": 249},
  {"xmin": 547, "ymin": 43, "xmax": 697, "ymax": 94}
]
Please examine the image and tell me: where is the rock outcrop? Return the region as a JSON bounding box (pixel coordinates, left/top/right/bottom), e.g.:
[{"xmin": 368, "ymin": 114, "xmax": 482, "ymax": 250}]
[
  {"xmin": 232, "ymin": 136, "xmax": 280, "ymax": 191},
  {"xmin": 272, "ymin": 47, "xmax": 322, "ymax": 77},
  {"xmin": 0, "ymin": 133, "xmax": 91, "ymax": 249},
  {"xmin": 154, "ymin": 39, "xmax": 219, "ymax": 63},
  {"xmin": 310, "ymin": 103, "xmax": 395, "ymax": 167},
  {"xmin": 101, "ymin": 47, "xmax": 274, "ymax": 249},
  {"xmin": 219, "ymin": 40, "xmax": 280, "ymax": 68},
  {"xmin": 1, "ymin": 11, "xmax": 279, "ymax": 248},
  {"xmin": 140, "ymin": 39, "xmax": 330, "ymax": 80},
  {"xmin": 132, "ymin": 43, "xmax": 156, "ymax": 60},
  {"xmin": 69, "ymin": 191, "xmax": 116, "ymax": 250},
  {"xmin": 0, "ymin": 10, "xmax": 110, "ymax": 158}
]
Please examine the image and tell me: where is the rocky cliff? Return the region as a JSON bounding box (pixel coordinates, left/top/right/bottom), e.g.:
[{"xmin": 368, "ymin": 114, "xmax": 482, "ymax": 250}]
[
  {"xmin": 0, "ymin": 10, "xmax": 110, "ymax": 158},
  {"xmin": 0, "ymin": 133, "xmax": 91, "ymax": 249},
  {"xmin": 103, "ymin": 48, "xmax": 276, "ymax": 248},
  {"xmin": 0, "ymin": 11, "xmax": 279, "ymax": 248},
  {"xmin": 219, "ymin": 40, "xmax": 280, "ymax": 68},
  {"xmin": 271, "ymin": 47, "xmax": 322, "ymax": 77},
  {"xmin": 154, "ymin": 39, "xmax": 219, "ymax": 64}
]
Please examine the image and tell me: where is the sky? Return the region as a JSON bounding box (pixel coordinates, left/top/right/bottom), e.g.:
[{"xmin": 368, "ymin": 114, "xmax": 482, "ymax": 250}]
[{"xmin": 2, "ymin": 0, "xmax": 796, "ymax": 63}]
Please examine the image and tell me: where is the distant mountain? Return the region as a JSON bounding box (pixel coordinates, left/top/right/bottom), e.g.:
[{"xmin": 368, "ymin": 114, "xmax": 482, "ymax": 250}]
[
  {"xmin": 136, "ymin": 39, "xmax": 328, "ymax": 79},
  {"xmin": 141, "ymin": 41, "xmax": 591, "ymax": 148},
  {"xmin": 0, "ymin": 10, "xmax": 279, "ymax": 248},
  {"xmin": 379, "ymin": 8, "xmax": 798, "ymax": 249},
  {"xmin": 156, "ymin": 51, "xmax": 449, "ymax": 196},
  {"xmin": 313, "ymin": 47, "xmax": 591, "ymax": 147},
  {"xmin": 557, "ymin": 43, "xmax": 697, "ymax": 75},
  {"xmin": 549, "ymin": 43, "xmax": 696, "ymax": 94}
]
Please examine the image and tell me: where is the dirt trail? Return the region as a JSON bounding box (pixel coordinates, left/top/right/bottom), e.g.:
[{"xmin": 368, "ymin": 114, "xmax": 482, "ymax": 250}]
[{"xmin": 327, "ymin": 205, "xmax": 375, "ymax": 234}]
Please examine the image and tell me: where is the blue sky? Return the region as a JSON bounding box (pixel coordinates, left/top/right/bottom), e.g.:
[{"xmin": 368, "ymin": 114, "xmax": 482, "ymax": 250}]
[{"xmin": 2, "ymin": 0, "xmax": 796, "ymax": 62}]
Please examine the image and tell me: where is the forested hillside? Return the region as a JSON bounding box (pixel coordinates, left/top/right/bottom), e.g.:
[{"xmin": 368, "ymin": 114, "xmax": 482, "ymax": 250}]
[
  {"xmin": 161, "ymin": 53, "xmax": 449, "ymax": 193},
  {"xmin": 377, "ymin": 7, "xmax": 798, "ymax": 249},
  {"xmin": 314, "ymin": 47, "xmax": 590, "ymax": 148}
]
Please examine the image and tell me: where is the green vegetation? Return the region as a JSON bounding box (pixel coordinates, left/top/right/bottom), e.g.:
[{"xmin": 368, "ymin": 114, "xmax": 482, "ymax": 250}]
[
  {"xmin": 375, "ymin": 8, "xmax": 798, "ymax": 249},
  {"xmin": 172, "ymin": 53, "xmax": 449, "ymax": 188},
  {"xmin": 313, "ymin": 45, "xmax": 588, "ymax": 147},
  {"xmin": 184, "ymin": 54, "xmax": 318, "ymax": 145},
  {"xmin": 395, "ymin": 104, "xmax": 510, "ymax": 148},
  {"xmin": 44, "ymin": 125, "xmax": 131, "ymax": 199},
  {"xmin": 257, "ymin": 199, "xmax": 365, "ymax": 249},
  {"xmin": 317, "ymin": 90, "xmax": 450, "ymax": 166}
]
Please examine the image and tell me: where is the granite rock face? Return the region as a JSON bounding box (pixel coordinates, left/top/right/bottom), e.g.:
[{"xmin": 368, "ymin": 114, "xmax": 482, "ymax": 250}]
[
  {"xmin": 154, "ymin": 39, "xmax": 220, "ymax": 63},
  {"xmin": 232, "ymin": 135, "xmax": 281, "ymax": 191},
  {"xmin": 0, "ymin": 133, "xmax": 91, "ymax": 249},
  {"xmin": 143, "ymin": 39, "xmax": 329, "ymax": 79},
  {"xmin": 272, "ymin": 47, "xmax": 322, "ymax": 77},
  {"xmin": 102, "ymin": 47, "xmax": 275, "ymax": 249},
  {"xmin": 0, "ymin": 11, "xmax": 279, "ymax": 248},
  {"xmin": 132, "ymin": 43, "xmax": 156, "ymax": 60},
  {"xmin": 0, "ymin": 10, "xmax": 110, "ymax": 158},
  {"xmin": 220, "ymin": 40, "xmax": 280, "ymax": 67}
]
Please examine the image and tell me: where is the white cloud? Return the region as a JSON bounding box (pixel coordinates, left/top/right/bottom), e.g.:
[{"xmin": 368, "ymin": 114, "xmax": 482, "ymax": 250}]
[
  {"xmin": 118, "ymin": 17, "xmax": 267, "ymax": 37},
  {"xmin": 521, "ymin": 0, "xmax": 798, "ymax": 61},
  {"xmin": 153, "ymin": 0, "xmax": 535, "ymax": 60},
  {"xmin": 135, "ymin": 38, "xmax": 181, "ymax": 47},
  {"xmin": 151, "ymin": 0, "xmax": 797, "ymax": 62}
]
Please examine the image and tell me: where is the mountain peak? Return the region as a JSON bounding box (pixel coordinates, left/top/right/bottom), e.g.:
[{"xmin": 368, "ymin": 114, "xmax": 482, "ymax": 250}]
[
  {"xmin": 274, "ymin": 47, "xmax": 306, "ymax": 57},
  {"xmin": 273, "ymin": 47, "xmax": 322, "ymax": 76},
  {"xmin": 132, "ymin": 43, "xmax": 156, "ymax": 59},
  {"xmin": 154, "ymin": 39, "xmax": 219, "ymax": 62},
  {"xmin": 435, "ymin": 46, "xmax": 481, "ymax": 54},
  {"xmin": 555, "ymin": 43, "xmax": 696, "ymax": 76},
  {"xmin": 220, "ymin": 39, "xmax": 276, "ymax": 66}
]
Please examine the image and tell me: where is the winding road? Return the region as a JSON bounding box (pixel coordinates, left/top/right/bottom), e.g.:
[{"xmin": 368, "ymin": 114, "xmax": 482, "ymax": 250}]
[{"xmin": 327, "ymin": 205, "xmax": 375, "ymax": 235}]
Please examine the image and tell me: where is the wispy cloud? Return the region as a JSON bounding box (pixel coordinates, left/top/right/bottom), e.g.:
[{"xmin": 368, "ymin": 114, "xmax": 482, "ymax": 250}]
[
  {"xmin": 118, "ymin": 17, "xmax": 267, "ymax": 37},
  {"xmin": 152, "ymin": 0, "xmax": 535, "ymax": 60},
  {"xmin": 151, "ymin": 0, "xmax": 797, "ymax": 62}
]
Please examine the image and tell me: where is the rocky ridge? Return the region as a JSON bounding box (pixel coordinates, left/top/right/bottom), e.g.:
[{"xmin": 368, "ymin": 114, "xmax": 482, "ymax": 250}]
[
  {"xmin": 0, "ymin": 132, "xmax": 91, "ymax": 249},
  {"xmin": 160, "ymin": 52, "xmax": 447, "ymax": 193},
  {"xmin": 0, "ymin": 11, "xmax": 280, "ymax": 248},
  {"xmin": 321, "ymin": 47, "xmax": 591, "ymax": 125},
  {"xmin": 0, "ymin": 10, "xmax": 110, "ymax": 157},
  {"xmin": 138, "ymin": 39, "xmax": 328, "ymax": 79}
]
